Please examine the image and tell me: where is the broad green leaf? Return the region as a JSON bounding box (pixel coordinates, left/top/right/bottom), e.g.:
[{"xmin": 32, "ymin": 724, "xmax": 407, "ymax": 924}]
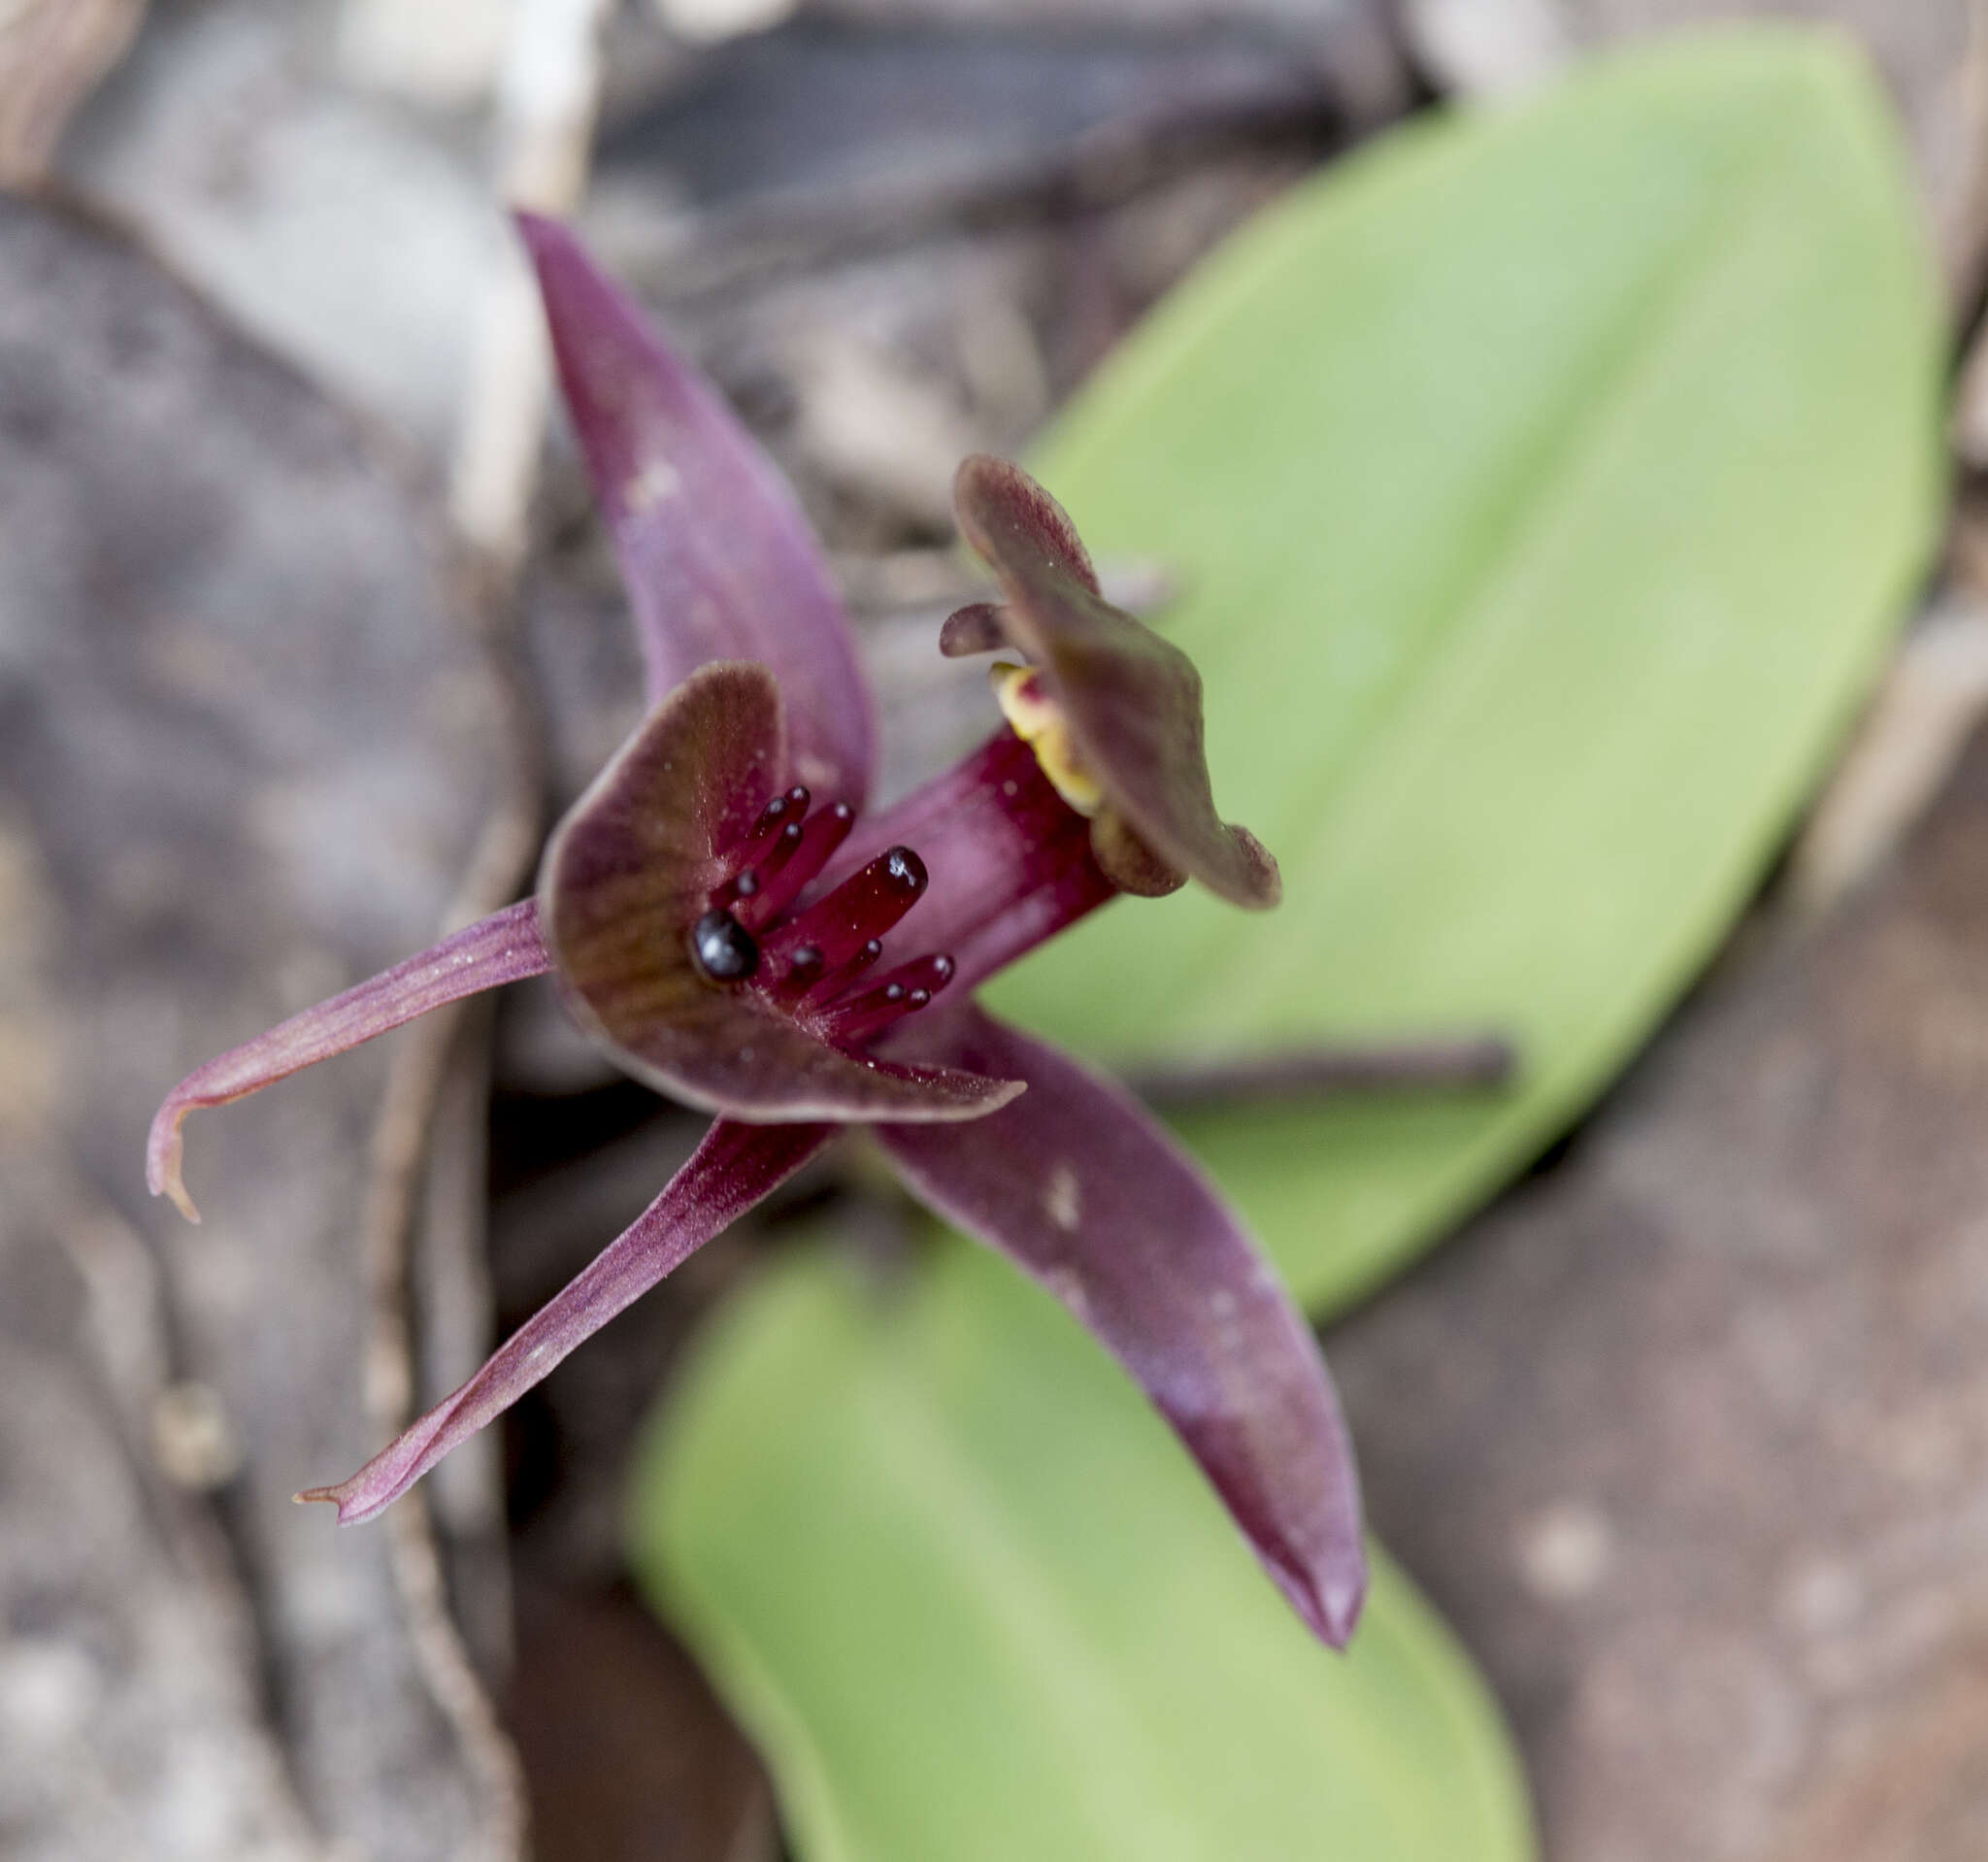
[
  {"xmin": 990, "ymin": 27, "xmax": 1943, "ymax": 1310},
  {"xmin": 637, "ymin": 1238, "xmax": 1535, "ymax": 1862}
]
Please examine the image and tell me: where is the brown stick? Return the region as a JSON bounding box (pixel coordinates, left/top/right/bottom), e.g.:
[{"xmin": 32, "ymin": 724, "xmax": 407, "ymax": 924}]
[
  {"xmin": 358, "ymin": 720, "xmax": 541, "ymax": 1862},
  {"xmin": 1131, "ymin": 1037, "xmax": 1516, "ymax": 1109},
  {"xmin": 355, "ymin": 4, "xmax": 617, "ymax": 1855}
]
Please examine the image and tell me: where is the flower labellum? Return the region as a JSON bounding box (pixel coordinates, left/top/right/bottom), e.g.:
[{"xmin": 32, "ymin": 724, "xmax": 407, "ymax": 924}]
[{"xmin": 146, "ymin": 215, "xmax": 1367, "ymax": 1647}]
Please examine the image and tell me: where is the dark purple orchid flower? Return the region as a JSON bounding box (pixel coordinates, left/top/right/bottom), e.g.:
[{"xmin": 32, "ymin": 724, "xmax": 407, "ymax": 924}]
[{"xmin": 146, "ymin": 216, "xmax": 1365, "ymax": 1647}]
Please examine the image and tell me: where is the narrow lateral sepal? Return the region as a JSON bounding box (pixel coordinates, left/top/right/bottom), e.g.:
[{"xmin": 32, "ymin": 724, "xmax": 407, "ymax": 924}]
[
  {"xmin": 878, "ymin": 1006, "xmax": 1366, "ymax": 1646},
  {"xmin": 300, "ymin": 1117, "xmax": 837, "ymax": 1522},
  {"xmin": 147, "ymin": 898, "xmax": 550, "ymax": 1222}
]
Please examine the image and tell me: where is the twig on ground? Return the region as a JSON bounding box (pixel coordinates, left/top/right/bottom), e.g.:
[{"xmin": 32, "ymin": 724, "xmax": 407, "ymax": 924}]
[
  {"xmin": 1131, "ymin": 1037, "xmax": 1516, "ymax": 1109},
  {"xmin": 353, "ymin": 2, "xmax": 615, "ymax": 1857},
  {"xmin": 1783, "ymin": 598, "xmax": 1988, "ymax": 917},
  {"xmin": 357, "ymin": 851, "xmax": 535, "ymax": 1862},
  {"xmin": 57, "ymin": 1168, "xmax": 334, "ymax": 1862},
  {"xmin": 419, "ymin": 996, "xmax": 515, "ymax": 1680},
  {"xmin": 0, "ymin": 0, "xmax": 145, "ymax": 188}
]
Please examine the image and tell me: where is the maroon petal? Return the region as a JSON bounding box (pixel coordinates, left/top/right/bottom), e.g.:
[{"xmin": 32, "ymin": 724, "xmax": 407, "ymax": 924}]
[
  {"xmin": 821, "ymin": 727, "xmax": 1117, "ymax": 996},
  {"xmin": 878, "ymin": 1006, "xmax": 1366, "ymax": 1646},
  {"xmin": 952, "ymin": 455, "xmax": 1279, "ymax": 910},
  {"xmin": 540, "ymin": 660, "xmax": 1023, "ymax": 1123},
  {"xmin": 148, "ymin": 899, "xmax": 549, "ymax": 1223},
  {"xmin": 519, "ymin": 213, "xmax": 873, "ymax": 805},
  {"xmin": 301, "ymin": 1118, "xmax": 835, "ymax": 1523}
]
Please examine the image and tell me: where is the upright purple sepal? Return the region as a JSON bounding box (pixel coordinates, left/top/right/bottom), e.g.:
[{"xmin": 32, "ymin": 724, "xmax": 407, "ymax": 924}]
[
  {"xmin": 878, "ymin": 1007, "xmax": 1366, "ymax": 1646},
  {"xmin": 301, "ymin": 1117, "xmax": 836, "ymax": 1523},
  {"xmin": 519, "ymin": 213, "xmax": 873, "ymax": 806},
  {"xmin": 147, "ymin": 899, "xmax": 550, "ymax": 1222}
]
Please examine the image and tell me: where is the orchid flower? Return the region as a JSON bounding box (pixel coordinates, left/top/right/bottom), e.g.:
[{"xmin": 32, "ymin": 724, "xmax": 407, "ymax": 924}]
[{"xmin": 146, "ymin": 216, "xmax": 1366, "ymax": 1647}]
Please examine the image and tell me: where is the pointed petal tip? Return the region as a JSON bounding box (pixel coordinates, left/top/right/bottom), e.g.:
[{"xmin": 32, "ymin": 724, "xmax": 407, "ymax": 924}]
[
  {"xmin": 292, "ymin": 1460, "xmax": 408, "ymax": 1526},
  {"xmin": 146, "ymin": 1099, "xmax": 202, "ymax": 1223},
  {"xmin": 300, "ymin": 1439, "xmax": 442, "ymax": 1525},
  {"xmin": 980, "ymin": 1075, "xmax": 1029, "ymax": 1114},
  {"xmin": 292, "ymin": 1483, "xmax": 367, "ymax": 1523},
  {"xmin": 1283, "ymin": 1556, "xmax": 1368, "ymax": 1650}
]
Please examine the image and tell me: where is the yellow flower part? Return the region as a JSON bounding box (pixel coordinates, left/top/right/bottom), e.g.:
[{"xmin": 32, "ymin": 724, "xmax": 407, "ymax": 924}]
[{"xmin": 991, "ymin": 661, "xmax": 1105, "ymax": 817}]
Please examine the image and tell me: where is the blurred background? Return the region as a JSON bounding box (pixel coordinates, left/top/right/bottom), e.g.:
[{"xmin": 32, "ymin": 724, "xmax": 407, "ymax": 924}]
[{"xmin": 4, "ymin": 1, "xmax": 1988, "ymax": 1859}]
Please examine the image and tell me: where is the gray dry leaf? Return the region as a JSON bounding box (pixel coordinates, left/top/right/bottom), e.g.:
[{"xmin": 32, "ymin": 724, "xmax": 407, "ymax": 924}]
[
  {"xmin": 592, "ymin": 18, "xmax": 1346, "ymax": 226},
  {"xmin": 0, "ymin": 0, "xmax": 144, "ymax": 184},
  {"xmin": 1329, "ymin": 720, "xmax": 1988, "ymax": 1861},
  {"xmin": 0, "ymin": 198, "xmax": 497, "ymax": 1860}
]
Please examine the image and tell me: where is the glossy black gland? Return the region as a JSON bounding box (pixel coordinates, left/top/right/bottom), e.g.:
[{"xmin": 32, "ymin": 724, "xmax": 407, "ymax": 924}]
[{"xmin": 689, "ymin": 908, "xmax": 760, "ymax": 981}]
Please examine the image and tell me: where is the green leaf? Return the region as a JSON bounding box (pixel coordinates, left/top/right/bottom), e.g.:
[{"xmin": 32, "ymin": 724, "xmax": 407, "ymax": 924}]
[
  {"xmin": 636, "ymin": 1238, "xmax": 1535, "ymax": 1862},
  {"xmin": 988, "ymin": 26, "xmax": 1943, "ymax": 1310}
]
